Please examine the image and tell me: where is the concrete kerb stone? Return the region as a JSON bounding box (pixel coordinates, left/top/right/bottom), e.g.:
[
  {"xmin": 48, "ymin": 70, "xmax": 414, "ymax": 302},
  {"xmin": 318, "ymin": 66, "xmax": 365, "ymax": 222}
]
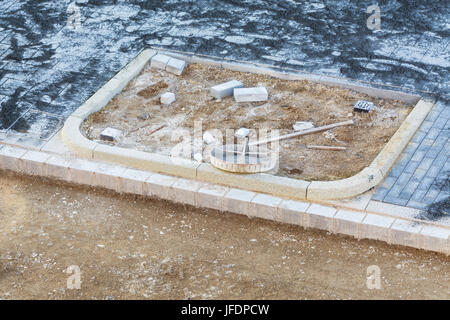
[
  {"xmin": 418, "ymin": 226, "xmax": 450, "ymax": 254},
  {"xmin": 250, "ymin": 194, "xmax": 283, "ymax": 221},
  {"xmin": 195, "ymin": 183, "xmax": 229, "ymax": 211},
  {"xmin": 0, "ymin": 145, "xmax": 27, "ymax": 171},
  {"xmin": 389, "ymin": 219, "xmax": 424, "ymax": 248},
  {"xmin": 277, "ymin": 199, "xmax": 310, "ymax": 226},
  {"xmin": 360, "ymin": 213, "xmax": 396, "ymax": 242},
  {"xmin": 333, "ymin": 209, "xmax": 366, "ymax": 238},
  {"xmin": 223, "ymin": 188, "xmax": 257, "ymax": 216},
  {"xmin": 19, "ymin": 150, "xmax": 52, "ymax": 176},
  {"xmin": 196, "ymin": 163, "xmax": 309, "ymax": 200},
  {"xmin": 305, "ymin": 204, "xmax": 337, "ymax": 232},
  {"xmin": 120, "ymin": 168, "xmax": 153, "ymax": 196},
  {"xmin": 61, "ymin": 116, "xmax": 96, "ymax": 159},
  {"xmin": 60, "ymin": 48, "xmax": 430, "ymax": 202},
  {"xmin": 93, "ymin": 143, "xmax": 200, "ymax": 179},
  {"xmin": 1, "ymin": 142, "xmax": 449, "ymax": 254}
]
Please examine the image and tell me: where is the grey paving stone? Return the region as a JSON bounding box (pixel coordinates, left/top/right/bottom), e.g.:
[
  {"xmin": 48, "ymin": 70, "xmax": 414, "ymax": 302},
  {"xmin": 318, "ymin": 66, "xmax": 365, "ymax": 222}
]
[
  {"xmin": 404, "ymin": 160, "xmax": 421, "ymax": 174},
  {"xmin": 383, "ymin": 195, "xmax": 408, "ymax": 207},
  {"xmin": 406, "ymin": 200, "xmax": 428, "ymax": 210},
  {"xmin": 388, "ymin": 164, "xmax": 406, "ymax": 178},
  {"xmin": 372, "ymin": 187, "xmax": 389, "ymax": 201},
  {"xmin": 399, "ymin": 181, "xmax": 419, "ymax": 200},
  {"xmin": 410, "ymin": 168, "xmax": 427, "ymax": 183},
  {"xmin": 417, "ymin": 157, "xmax": 434, "ymax": 172}
]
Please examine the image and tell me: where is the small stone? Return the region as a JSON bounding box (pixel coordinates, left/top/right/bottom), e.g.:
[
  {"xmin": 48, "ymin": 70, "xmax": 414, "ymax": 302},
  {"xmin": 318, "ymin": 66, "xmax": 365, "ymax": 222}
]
[
  {"xmin": 151, "ymin": 54, "xmax": 171, "ymax": 70},
  {"xmin": 100, "ymin": 128, "xmax": 122, "ymax": 142},
  {"xmin": 235, "ymin": 127, "xmax": 250, "ymax": 138},
  {"xmin": 293, "ymin": 121, "xmax": 314, "ymax": 131},
  {"xmin": 234, "ymin": 87, "xmax": 268, "ymax": 102},
  {"xmin": 193, "ymin": 153, "xmax": 203, "ymax": 162},
  {"xmin": 161, "ymin": 92, "xmax": 176, "ymax": 105},
  {"xmin": 166, "ymin": 57, "xmax": 186, "ymax": 75},
  {"xmin": 203, "ymin": 132, "xmax": 217, "ymax": 145},
  {"xmin": 210, "ymin": 80, "xmax": 243, "ymax": 99},
  {"xmin": 138, "ymin": 113, "xmax": 151, "ymax": 121},
  {"xmin": 353, "ymin": 100, "xmax": 375, "ymax": 112}
]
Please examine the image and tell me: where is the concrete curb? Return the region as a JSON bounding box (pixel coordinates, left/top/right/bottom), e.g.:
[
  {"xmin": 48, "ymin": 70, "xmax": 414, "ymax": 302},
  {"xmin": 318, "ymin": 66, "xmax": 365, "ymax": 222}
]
[
  {"xmin": 60, "ymin": 49, "xmax": 432, "ymax": 201},
  {"xmin": 0, "ymin": 143, "xmax": 448, "ymax": 255}
]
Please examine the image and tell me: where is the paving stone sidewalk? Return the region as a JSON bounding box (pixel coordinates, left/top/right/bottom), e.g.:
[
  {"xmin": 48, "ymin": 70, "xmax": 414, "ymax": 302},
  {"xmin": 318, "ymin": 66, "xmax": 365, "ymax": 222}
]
[{"xmin": 0, "ymin": 0, "xmax": 448, "ymax": 217}]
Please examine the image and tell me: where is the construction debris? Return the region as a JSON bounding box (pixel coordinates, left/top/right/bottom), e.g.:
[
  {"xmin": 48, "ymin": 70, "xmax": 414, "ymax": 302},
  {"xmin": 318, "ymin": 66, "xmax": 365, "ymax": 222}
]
[
  {"xmin": 307, "ymin": 145, "xmax": 347, "ymax": 151},
  {"xmin": 161, "ymin": 92, "xmax": 176, "ymax": 105},
  {"xmin": 203, "ymin": 132, "xmax": 217, "ymax": 145},
  {"xmin": 100, "ymin": 127, "xmax": 122, "ymax": 142},
  {"xmin": 166, "ymin": 57, "xmax": 186, "ymax": 75},
  {"xmin": 150, "ymin": 54, "xmax": 171, "ymax": 70},
  {"xmin": 235, "ymin": 127, "xmax": 250, "ymax": 139},
  {"xmin": 293, "ymin": 121, "xmax": 314, "ymax": 131},
  {"xmin": 353, "ymin": 100, "xmax": 375, "ymax": 112},
  {"xmin": 210, "ymin": 80, "xmax": 243, "ymax": 99},
  {"xmin": 234, "ymin": 87, "xmax": 268, "ymax": 102}
]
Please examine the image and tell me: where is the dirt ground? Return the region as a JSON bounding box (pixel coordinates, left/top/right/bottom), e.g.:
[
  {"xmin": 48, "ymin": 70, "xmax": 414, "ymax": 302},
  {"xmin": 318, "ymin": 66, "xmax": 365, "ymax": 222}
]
[
  {"xmin": 0, "ymin": 171, "xmax": 448, "ymax": 300},
  {"xmin": 82, "ymin": 63, "xmax": 410, "ymax": 181}
]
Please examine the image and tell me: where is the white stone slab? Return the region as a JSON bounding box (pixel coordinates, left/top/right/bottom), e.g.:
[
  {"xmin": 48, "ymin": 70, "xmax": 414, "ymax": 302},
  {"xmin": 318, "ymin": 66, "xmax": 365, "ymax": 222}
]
[
  {"xmin": 150, "ymin": 54, "xmax": 171, "ymax": 70},
  {"xmin": 210, "ymin": 80, "xmax": 243, "ymax": 99},
  {"xmin": 223, "ymin": 188, "xmax": 256, "ymax": 215},
  {"xmin": 166, "ymin": 57, "xmax": 186, "ymax": 75},
  {"xmin": 161, "ymin": 92, "xmax": 176, "ymax": 105},
  {"xmin": 234, "ymin": 87, "xmax": 268, "ymax": 102},
  {"xmin": 100, "ymin": 127, "xmax": 122, "ymax": 142}
]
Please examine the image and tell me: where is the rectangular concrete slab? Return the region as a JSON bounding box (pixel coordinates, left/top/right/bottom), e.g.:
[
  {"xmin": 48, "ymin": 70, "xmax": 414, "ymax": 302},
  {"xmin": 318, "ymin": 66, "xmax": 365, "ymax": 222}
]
[
  {"xmin": 151, "ymin": 54, "xmax": 171, "ymax": 70},
  {"xmin": 234, "ymin": 87, "xmax": 268, "ymax": 102},
  {"xmin": 166, "ymin": 57, "xmax": 186, "ymax": 75},
  {"xmin": 210, "ymin": 80, "xmax": 243, "ymax": 99}
]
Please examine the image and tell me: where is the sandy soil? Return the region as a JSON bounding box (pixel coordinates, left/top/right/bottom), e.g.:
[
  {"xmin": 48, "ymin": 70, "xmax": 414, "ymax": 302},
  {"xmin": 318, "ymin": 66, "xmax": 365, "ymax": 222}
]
[
  {"xmin": 82, "ymin": 63, "xmax": 410, "ymax": 181},
  {"xmin": 0, "ymin": 171, "xmax": 448, "ymax": 300}
]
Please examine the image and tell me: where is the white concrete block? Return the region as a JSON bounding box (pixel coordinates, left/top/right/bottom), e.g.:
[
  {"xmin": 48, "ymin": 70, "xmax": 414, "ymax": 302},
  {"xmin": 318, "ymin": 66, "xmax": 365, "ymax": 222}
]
[
  {"xmin": 235, "ymin": 128, "xmax": 250, "ymax": 138},
  {"xmin": 100, "ymin": 127, "xmax": 122, "ymax": 142},
  {"xmin": 360, "ymin": 213, "xmax": 395, "ymax": 242},
  {"xmin": 120, "ymin": 168, "xmax": 153, "ymax": 196},
  {"xmin": 0, "ymin": 145, "xmax": 27, "ymax": 171},
  {"xmin": 166, "ymin": 57, "xmax": 186, "ymax": 75},
  {"xmin": 196, "ymin": 184, "xmax": 228, "ymax": 211},
  {"xmin": 278, "ymin": 200, "xmax": 310, "ymax": 226},
  {"xmin": 45, "ymin": 155, "xmax": 71, "ymax": 181},
  {"xmin": 67, "ymin": 158, "xmax": 99, "ymax": 186},
  {"xmin": 305, "ymin": 204, "xmax": 337, "ymax": 231},
  {"xmin": 223, "ymin": 188, "xmax": 256, "ymax": 215},
  {"xmin": 92, "ymin": 162, "xmax": 126, "ymax": 192},
  {"xmin": 333, "ymin": 209, "xmax": 365, "ymax": 238},
  {"xmin": 160, "ymin": 92, "xmax": 176, "ymax": 105},
  {"xmin": 250, "ymin": 194, "xmax": 282, "ymax": 220},
  {"xmin": 418, "ymin": 225, "xmax": 450, "ymax": 253},
  {"xmin": 390, "ymin": 219, "xmax": 423, "ymax": 248},
  {"xmin": 172, "ymin": 178, "xmax": 202, "ymax": 206},
  {"xmin": 146, "ymin": 173, "xmax": 177, "ymax": 200},
  {"xmin": 150, "ymin": 54, "xmax": 171, "ymax": 70},
  {"xmin": 234, "ymin": 87, "xmax": 268, "ymax": 102},
  {"xmin": 293, "ymin": 121, "xmax": 314, "ymax": 131},
  {"xmin": 210, "ymin": 80, "xmax": 243, "ymax": 99},
  {"xmin": 203, "ymin": 132, "xmax": 217, "ymax": 145},
  {"xmin": 20, "ymin": 150, "xmax": 51, "ymax": 176}
]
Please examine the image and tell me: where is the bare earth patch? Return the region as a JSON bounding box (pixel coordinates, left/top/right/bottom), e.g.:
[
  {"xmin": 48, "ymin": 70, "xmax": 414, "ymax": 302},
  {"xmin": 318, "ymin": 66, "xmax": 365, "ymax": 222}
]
[
  {"xmin": 0, "ymin": 172, "xmax": 448, "ymax": 300},
  {"xmin": 82, "ymin": 63, "xmax": 410, "ymax": 181}
]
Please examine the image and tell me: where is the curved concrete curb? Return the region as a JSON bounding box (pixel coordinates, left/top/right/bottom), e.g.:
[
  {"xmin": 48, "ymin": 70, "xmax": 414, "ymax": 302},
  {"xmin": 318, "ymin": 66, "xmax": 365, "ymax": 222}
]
[{"xmin": 61, "ymin": 49, "xmax": 433, "ymax": 201}]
